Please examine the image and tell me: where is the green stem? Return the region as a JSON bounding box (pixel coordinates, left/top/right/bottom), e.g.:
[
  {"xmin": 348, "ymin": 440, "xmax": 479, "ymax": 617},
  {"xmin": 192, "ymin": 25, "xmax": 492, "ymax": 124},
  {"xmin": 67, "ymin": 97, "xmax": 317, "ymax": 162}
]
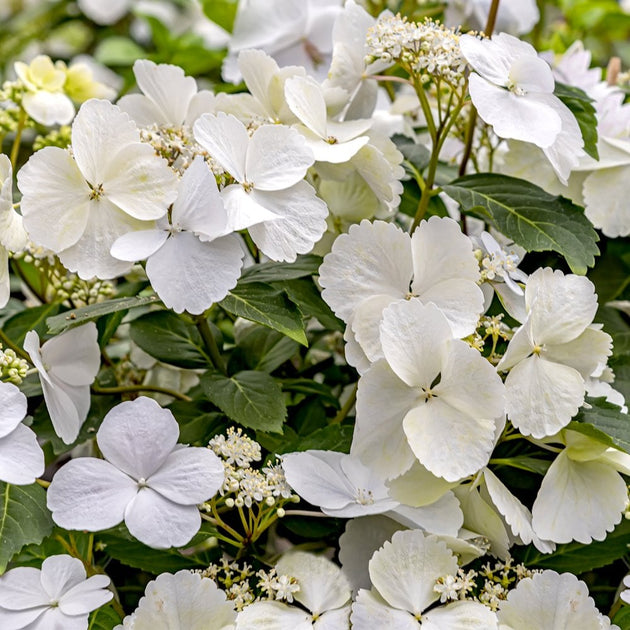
[
  {"xmin": 91, "ymin": 383, "xmax": 191, "ymax": 402},
  {"xmin": 11, "ymin": 259, "xmax": 47, "ymax": 304},
  {"xmin": 0, "ymin": 327, "xmax": 31, "ymax": 362},
  {"xmin": 36, "ymin": 478, "xmax": 50, "ymax": 488},
  {"xmin": 412, "ymin": 75, "xmax": 437, "ymax": 143},
  {"xmin": 331, "ymin": 382, "xmax": 357, "ymax": 424},
  {"xmin": 10, "ymin": 108, "xmax": 27, "ymax": 170},
  {"xmin": 195, "ymin": 315, "xmax": 227, "ymax": 374}
]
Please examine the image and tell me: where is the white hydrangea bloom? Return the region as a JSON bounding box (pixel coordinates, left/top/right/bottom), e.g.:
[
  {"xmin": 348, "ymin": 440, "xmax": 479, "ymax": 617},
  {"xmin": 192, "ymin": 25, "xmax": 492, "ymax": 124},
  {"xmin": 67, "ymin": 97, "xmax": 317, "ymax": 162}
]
[
  {"xmin": 194, "ymin": 112, "xmax": 327, "ymax": 262},
  {"xmin": 111, "ymin": 156, "xmax": 244, "ymax": 314},
  {"xmin": 236, "ymin": 552, "xmax": 351, "ymax": 629},
  {"xmin": 0, "ymin": 554, "xmax": 112, "ymax": 630},
  {"xmin": 0, "ymin": 381, "xmax": 45, "ymax": 485},
  {"xmin": 116, "ymin": 570, "xmax": 236, "ymax": 629},
  {"xmin": 319, "ymin": 218, "xmax": 484, "ymax": 368},
  {"xmin": 47, "ymin": 396, "xmax": 225, "ymax": 549},
  {"xmin": 497, "ymin": 268, "xmax": 612, "ymax": 438},
  {"xmin": 18, "ymin": 98, "xmax": 178, "ymax": 279},
  {"xmin": 352, "ymin": 300, "xmax": 505, "ymax": 481},
  {"xmin": 532, "ymin": 429, "xmax": 630, "ymax": 544},
  {"xmin": 78, "ymin": 0, "xmax": 130, "ymax": 24},
  {"xmin": 350, "ymin": 530, "xmax": 498, "ymax": 629},
  {"xmin": 24, "ymin": 322, "xmax": 100, "ymax": 445},
  {"xmin": 460, "ymin": 33, "xmax": 584, "ymax": 183},
  {"xmin": 497, "ymin": 570, "xmax": 617, "ymax": 629},
  {"xmin": 118, "ymin": 59, "xmax": 216, "ymax": 127}
]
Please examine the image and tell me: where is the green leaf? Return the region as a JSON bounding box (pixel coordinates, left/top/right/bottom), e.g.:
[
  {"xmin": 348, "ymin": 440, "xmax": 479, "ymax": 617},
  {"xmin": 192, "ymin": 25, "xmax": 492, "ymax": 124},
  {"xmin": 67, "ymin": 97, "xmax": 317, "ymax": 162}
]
[
  {"xmin": 276, "ymin": 278, "xmax": 344, "ymax": 331},
  {"xmin": 94, "ymin": 36, "xmax": 144, "ymax": 66},
  {"xmin": 200, "ymin": 0, "xmax": 238, "ymax": 32},
  {"xmin": 240, "ymin": 255, "xmax": 322, "ymax": 284},
  {"xmin": 4, "ymin": 303, "xmax": 60, "ymax": 346},
  {"xmin": 201, "ymin": 370, "xmax": 287, "ymax": 433},
  {"xmin": 443, "ymin": 173, "xmax": 599, "ymax": 274},
  {"xmin": 233, "ymin": 325, "xmax": 300, "ymax": 373},
  {"xmin": 573, "ymin": 397, "xmax": 630, "ymax": 454},
  {"xmin": 0, "ymin": 483, "xmax": 54, "ymax": 573},
  {"xmin": 613, "ymin": 606, "xmax": 630, "ymax": 630},
  {"xmin": 129, "ymin": 311, "xmax": 213, "ymax": 369},
  {"xmin": 392, "ymin": 133, "xmax": 431, "ymax": 172},
  {"xmin": 514, "ymin": 518, "xmax": 630, "ymax": 573},
  {"xmin": 219, "ymin": 283, "xmax": 308, "ymax": 346},
  {"xmin": 257, "ymin": 424, "xmax": 353, "ymax": 454},
  {"xmin": 554, "ymin": 82, "xmax": 599, "ymax": 160},
  {"xmin": 282, "ymin": 379, "xmax": 341, "ymax": 408},
  {"xmin": 167, "ymin": 400, "xmax": 225, "ymax": 445},
  {"xmin": 88, "ymin": 605, "xmax": 123, "ymax": 630},
  {"xmin": 47, "ymin": 295, "xmax": 160, "ymax": 335}
]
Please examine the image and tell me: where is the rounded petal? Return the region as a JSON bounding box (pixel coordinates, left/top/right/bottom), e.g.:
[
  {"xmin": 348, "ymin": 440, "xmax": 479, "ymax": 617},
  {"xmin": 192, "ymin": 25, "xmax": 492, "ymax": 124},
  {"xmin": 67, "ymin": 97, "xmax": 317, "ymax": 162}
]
[
  {"xmin": 368, "ymin": 530, "xmax": 458, "ymax": 615},
  {"xmin": 147, "ymin": 446, "xmax": 225, "ymax": 505},
  {"xmin": 532, "ymin": 451, "xmax": 626, "ymax": 544},
  {"xmin": 0, "ymin": 424, "xmax": 45, "ymax": 485},
  {"xmin": 236, "ymin": 600, "xmax": 313, "ymax": 630},
  {"xmin": 584, "ymin": 166, "xmax": 630, "ymax": 237},
  {"xmin": 386, "ymin": 462, "xmax": 458, "ymax": 508},
  {"xmin": 0, "ymin": 381, "xmax": 27, "ymax": 438},
  {"xmin": 319, "ymin": 220, "xmax": 412, "ymax": 322},
  {"xmin": 350, "ymin": 293, "xmax": 400, "ymax": 363},
  {"xmin": 145, "ymin": 232, "xmax": 243, "ymax": 314},
  {"xmin": 47, "ymin": 458, "xmax": 138, "ymax": 531},
  {"xmin": 544, "ymin": 327, "xmax": 612, "ymax": 380},
  {"xmin": 351, "ymin": 588, "xmax": 420, "ymax": 630},
  {"xmin": 124, "ymin": 489, "xmax": 201, "ymax": 548},
  {"xmin": 221, "ymin": 185, "xmax": 281, "ymax": 232},
  {"xmin": 459, "ymin": 35, "xmax": 511, "ymax": 85},
  {"xmin": 284, "ymin": 76, "xmax": 328, "ymax": 138},
  {"xmin": 97, "ymin": 397, "xmax": 180, "ymax": 479},
  {"xmin": 389, "ymin": 492, "xmax": 464, "ymax": 537},
  {"xmin": 22, "ymin": 91, "xmax": 75, "ymax": 126},
  {"xmin": 0, "ymin": 566, "xmax": 49, "ymax": 609},
  {"xmin": 508, "ymin": 55, "xmax": 554, "ymax": 93},
  {"xmin": 422, "ymin": 600, "xmax": 499, "ymax": 629},
  {"xmin": 110, "ymin": 228, "xmax": 168, "ymax": 262},
  {"xmin": 40, "ymin": 555, "xmax": 86, "ymax": 601},
  {"xmin": 40, "ymin": 375, "xmax": 89, "ymax": 444},
  {"xmin": 59, "ymin": 575, "xmax": 113, "ymax": 615}
]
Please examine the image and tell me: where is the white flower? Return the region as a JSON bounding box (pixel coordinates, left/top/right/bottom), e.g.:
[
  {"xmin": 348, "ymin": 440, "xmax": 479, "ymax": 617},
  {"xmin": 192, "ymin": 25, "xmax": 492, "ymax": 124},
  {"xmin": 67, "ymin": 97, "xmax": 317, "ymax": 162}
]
[
  {"xmin": 350, "ymin": 530, "xmax": 498, "ymax": 629},
  {"xmin": 445, "ymin": 0, "xmax": 539, "ymax": 36},
  {"xmin": 0, "ymin": 554, "xmax": 112, "ymax": 630},
  {"xmin": 460, "ymin": 33, "xmax": 584, "ymax": 183},
  {"xmin": 0, "ymin": 381, "xmax": 45, "ymax": 485},
  {"xmin": 319, "ymin": 218, "xmax": 484, "ymax": 368},
  {"xmin": 194, "ymin": 112, "xmax": 328, "ymax": 262},
  {"xmin": 24, "ymin": 322, "xmax": 100, "ymax": 445},
  {"xmin": 352, "ymin": 299, "xmax": 505, "ymax": 481},
  {"xmin": 111, "ymin": 156, "xmax": 244, "ymax": 314},
  {"xmin": 118, "ymin": 59, "xmax": 216, "ymax": 127},
  {"xmin": 621, "ymin": 575, "xmax": 630, "ymax": 605},
  {"xmin": 497, "ymin": 570, "xmax": 616, "ymax": 629},
  {"xmin": 77, "ymin": 0, "xmax": 130, "ymax": 24},
  {"xmin": 281, "ymin": 450, "xmax": 399, "ymax": 517},
  {"xmin": 236, "ymin": 552, "xmax": 351, "ymax": 629},
  {"xmin": 47, "ymin": 396, "xmax": 225, "ymax": 549},
  {"xmin": 18, "ymin": 98, "xmax": 178, "ymax": 279},
  {"xmin": 531, "ymin": 429, "xmax": 630, "ymax": 544},
  {"xmin": 497, "ymin": 268, "xmax": 612, "ymax": 438},
  {"xmin": 116, "ymin": 570, "xmax": 236, "ymax": 629}
]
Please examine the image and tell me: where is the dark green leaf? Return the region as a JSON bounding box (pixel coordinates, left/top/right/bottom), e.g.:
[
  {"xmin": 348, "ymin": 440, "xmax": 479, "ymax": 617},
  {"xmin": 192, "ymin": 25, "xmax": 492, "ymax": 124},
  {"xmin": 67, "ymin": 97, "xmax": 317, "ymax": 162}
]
[
  {"xmin": 257, "ymin": 424, "xmax": 353, "ymax": 454},
  {"xmin": 282, "ymin": 379, "xmax": 340, "ymax": 408},
  {"xmin": 4, "ymin": 303, "xmax": 60, "ymax": 346},
  {"xmin": 443, "ymin": 173, "xmax": 599, "ymax": 274},
  {"xmin": 573, "ymin": 397, "xmax": 630, "ymax": 454},
  {"xmin": 240, "ymin": 255, "xmax": 322, "ymax": 284},
  {"xmin": 276, "ymin": 278, "xmax": 344, "ymax": 331},
  {"xmin": 200, "ymin": 0, "xmax": 238, "ymax": 32},
  {"xmin": 554, "ymin": 82, "xmax": 599, "ymax": 160},
  {"xmin": 392, "ymin": 133, "xmax": 431, "ymax": 171},
  {"xmin": 201, "ymin": 370, "xmax": 286, "ymax": 433},
  {"xmin": 0, "ymin": 483, "xmax": 54, "ymax": 573},
  {"xmin": 234, "ymin": 325, "xmax": 300, "ymax": 373},
  {"xmin": 88, "ymin": 605, "xmax": 123, "ymax": 630},
  {"xmin": 167, "ymin": 400, "xmax": 225, "ymax": 445},
  {"xmin": 613, "ymin": 606, "xmax": 630, "ymax": 630},
  {"xmin": 47, "ymin": 295, "xmax": 160, "ymax": 335},
  {"xmin": 219, "ymin": 283, "xmax": 307, "ymax": 346},
  {"xmin": 129, "ymin": 311, "xmax": 212, "ymax": 368}
]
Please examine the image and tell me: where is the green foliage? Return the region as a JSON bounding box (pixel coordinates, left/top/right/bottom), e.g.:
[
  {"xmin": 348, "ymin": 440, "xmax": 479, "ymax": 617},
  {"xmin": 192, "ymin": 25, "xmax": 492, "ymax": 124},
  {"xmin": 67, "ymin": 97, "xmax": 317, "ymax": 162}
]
[
  {"xmin": 554, "ymin": 82, "xmax": 599, "ymax": 160},
  {"xmin": 573, "ymin": 397, "xmax": 630, "ymax": 454},
  {"xmin": 88, "ymin": 605, "xmax": 124, "ymax": 630},
  {"xmin": 0, "ymin": 482, "xmax": 54, "ymax": 573},
  {"xmin": 4, "ymin": 302, "xmax": 60, "ymax": 345},
  {"xmin": 200, "ymin": 0, "xmax": 239, "ymax": 32},
  {"xmin": 443, "ymin": 173, "xmax": 600, "ymax": 274}
]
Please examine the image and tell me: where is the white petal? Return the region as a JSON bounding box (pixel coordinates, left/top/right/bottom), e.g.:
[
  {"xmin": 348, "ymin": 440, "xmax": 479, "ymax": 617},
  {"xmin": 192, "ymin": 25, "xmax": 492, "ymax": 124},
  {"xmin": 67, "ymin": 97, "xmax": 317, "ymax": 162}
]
[
  {"xmin": 304, "ymin": 130, "xmax": 370, "ymax": 164},
  {"xmin": 97, "ymin": 397, "xmax": 179, "ymax": 479},
  {"xmin": 544, "ymin": 327, "xmax": 612, "ymax": 379},
  {"xmin": 368, "ymin": 530, "xmax": 458, "ymax": 615},
  {"xmin": 0, "ymin": 247, "xmax": 8, "ymax": 309},
  {"xmin": 403, "ymin": 398, "xmax": 495, "ymax": 481},
  {"xmin": 248, "ymin": 182, "xmax": 328, "ymax": 262},
  {"xmin": 236, "ymin": 600, "xmax": 313, "ymax": 630},
  {"xmin": 221, "ymin": 185, "xmax": 280, "ymax": 232},
  {"xmin": 584, "ymin": 165, "xmax": 630, "ymax": 237},
  {"xmin": 313, "ymin": 606, "xmax": 351, "ymax": 630},
  {"xmin": 352, "ymin": 360, "xmax": 418, "ymax": 480},
  {"xmin": 351, "ymin": 589, "xmax": 420, "ymax": 630},
  {"xmin": 422, "ymin": 600, "xmax": 499, "ymax": 629},
  {"xmin": 508, "ymin": 55, "xmax": 554, "ymax": 93},
  {"xmin": 532, "ymin": 450, "xmax": 627, "ymax": 544},
  {"xmin": 0, "ymin": 381, "xmax": 27, "ymax": 438},
  {"xmin": 319, "ymin": 220, "xmax": 412, "ymax": 323},
  {"xmin": 19, "ymin": 147, "xmax": 91, "ymax": 252},
  {"xmin": 0, "ymin": 566, "xmax": 49, "ymax": 609},
  {"xmin": 40, "ymin": 376, "xmax": 88, "ymax": 444},
  {"xmin": 386, "ymin": 462, "xmax": 458, "ymax": 508},
  {"xmin": 194, "ymin": 113, "xmax": 248, "ymax": 183},
  {"xmin": 124, "ymin": 488, "xmax": 201, "ymax": 548},
  {"xmin": 147, "ymin": 446, "xmax": 224, "ymax": 504},
  {"xmin": 468, "ymin": 75, "xmax": 561, "ymax": 147},
  {"xmin": 47, "ymin": 458, "xmax": 138, "ymax": 530},
  {"xmin": 0, "ymin": 424, "xmax": 45, "ymax": 485},
  {"xmin": 459, "ymin": 35, "xmax": 511, "ymax": 85},
  {"xmin": 276, "ymin": 551, "xmax": 351, "ymax": 615},
  {"xmin": 116, "ymin": 94, "xmax": 164, "ymax": 127},
  {"xmin": 40, "ymin": 554, "xmax": 86, "ymax": 600},
  {"xmin": 505, "ymin": 356, "xmax": 584, "ymax": 438},
  {"xmin": 388, "ymin": 492, "xmax": 464, "ymax": 537},
  {"xmin": 133, "ymin": 59, "xmax": 197, "ymax": 125},
  {"xmin": 284, "ymin": 76, "xmax": 328, "ymax": 138},
  {"xmin": 247, "ymin": 125, "xmax": 314, "ymax": 190},
  {"xmin": 59, "ymin": 575, "xmax": 113, "ymax": 615},
  {"xmin": 496, "ymin": 321, "xmax": 535, "ymax": 372},
  {"xmin": 22, "ymin": 91, "xmax": 75, "ymax": 126},
  {"xmin": 110, "ymin": 228, "xmax": 168, "ymax": 262},
  {"xmin": 497, "ymin": 571, "xmax": 604, "ymax": 629}
]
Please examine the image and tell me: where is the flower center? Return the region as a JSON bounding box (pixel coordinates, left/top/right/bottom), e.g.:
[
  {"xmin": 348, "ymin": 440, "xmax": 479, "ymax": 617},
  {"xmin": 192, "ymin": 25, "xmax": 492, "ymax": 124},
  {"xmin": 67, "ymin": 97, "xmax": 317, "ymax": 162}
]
[
  {"xmin": 89, "ymin": 182, "xmax": 105, "ymax": 200},
  {"xmin": 355, "ymin": 487, "xmax": 375, "ymax": 505}
]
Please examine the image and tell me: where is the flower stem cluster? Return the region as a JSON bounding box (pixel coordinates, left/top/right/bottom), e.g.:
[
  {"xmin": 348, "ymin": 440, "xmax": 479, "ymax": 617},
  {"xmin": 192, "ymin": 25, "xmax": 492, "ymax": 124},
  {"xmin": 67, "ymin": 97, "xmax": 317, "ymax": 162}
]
[{"xmin": 0, "ymin": 344, "xmax": 29, "ymax": 384}]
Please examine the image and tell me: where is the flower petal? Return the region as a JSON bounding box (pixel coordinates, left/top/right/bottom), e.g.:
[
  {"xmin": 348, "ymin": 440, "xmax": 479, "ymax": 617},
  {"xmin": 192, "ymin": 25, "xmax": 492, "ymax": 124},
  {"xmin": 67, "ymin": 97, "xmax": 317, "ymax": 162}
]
[
  {"xmin": 0, "ymin": 381, "xmax": 27, "ymax": 438},
  {"xmin": 422, "ymin": 600, "xmax": 499, "ymax": 629},
  {"xmin": 0, "ymin": 424, "xmax": 45, "ymax": 485}
]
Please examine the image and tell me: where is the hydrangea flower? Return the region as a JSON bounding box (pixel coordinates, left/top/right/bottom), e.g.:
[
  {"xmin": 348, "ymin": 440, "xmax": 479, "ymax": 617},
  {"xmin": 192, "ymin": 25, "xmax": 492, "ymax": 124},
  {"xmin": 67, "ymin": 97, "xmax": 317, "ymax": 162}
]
[
  {"xmin": 18, "ymin": 98, "xmax": 178, "ymax": 279},
  {"xmin": 111, "ymin": 156, "xmax": 244, "ymax": 314},
  {"xmin": 0, "ymin": 554, "xmax": 112, "ymax": 630},
  {"xmin": 0, "ymin": 381, "xmax": 45, "ymax": 485},
  {"xmin": 47, "ymin": 396, "xmax": 225, "ymax": 549},
  {"xmin": 194, "ymin": 112, "xmax": 327, "ymax": 262},
  {"xmin": 24, "ymin": 322, "xmax": 100, "ymax": 445},
  {"xmin": 116, "ymin": 570, "xmax": 236, "ymax": 629},
  {"xmin": 497, "ymin": 268, "xmax": 612, "ymax": 438},
  {"xmin": 352, "ymin": 299, "xmax": 505, "ymax": 481}
]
